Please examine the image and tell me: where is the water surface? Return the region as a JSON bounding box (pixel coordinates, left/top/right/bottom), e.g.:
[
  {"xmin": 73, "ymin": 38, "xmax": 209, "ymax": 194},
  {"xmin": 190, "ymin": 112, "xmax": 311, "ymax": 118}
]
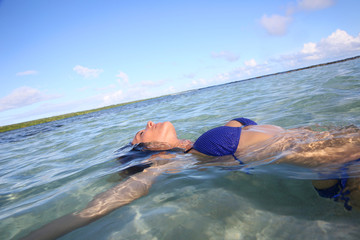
[{"xmin": 1, "ymin": 58, "xmax": 360, "ymax": 239}]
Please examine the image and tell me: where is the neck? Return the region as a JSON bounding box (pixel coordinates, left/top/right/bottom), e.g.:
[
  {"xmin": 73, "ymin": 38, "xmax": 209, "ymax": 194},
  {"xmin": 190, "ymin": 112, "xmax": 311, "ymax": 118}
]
[{"xmin": 175, "ymin": 139, "xmax": 193, "ymax": 151}]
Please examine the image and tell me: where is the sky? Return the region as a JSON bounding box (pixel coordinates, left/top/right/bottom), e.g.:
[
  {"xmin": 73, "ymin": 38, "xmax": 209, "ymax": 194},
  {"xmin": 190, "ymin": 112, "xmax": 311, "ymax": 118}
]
[{"xmin": 1, "ymin": 0, "xmax": 360, "ymax": 126}]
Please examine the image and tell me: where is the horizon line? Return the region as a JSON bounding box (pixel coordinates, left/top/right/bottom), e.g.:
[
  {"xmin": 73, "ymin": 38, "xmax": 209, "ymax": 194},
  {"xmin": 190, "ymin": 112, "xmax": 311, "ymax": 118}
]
[{"xmin": 1, "ymin": 55, "xmax": 359, "ymax": 131}]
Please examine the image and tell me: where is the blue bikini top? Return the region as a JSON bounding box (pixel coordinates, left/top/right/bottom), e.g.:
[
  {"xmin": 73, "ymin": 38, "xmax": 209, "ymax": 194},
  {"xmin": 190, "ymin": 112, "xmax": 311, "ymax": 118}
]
[{"xmin": 188, "ymin": 118, "xmax": 257, "ymax": 162}]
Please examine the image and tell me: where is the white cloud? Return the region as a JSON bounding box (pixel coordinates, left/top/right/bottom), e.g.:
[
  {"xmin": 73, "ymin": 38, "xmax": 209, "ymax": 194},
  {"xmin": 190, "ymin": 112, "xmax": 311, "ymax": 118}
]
[
  {"xmin": 228, "ymin": 62, "xmax": 271, "ymax": 81},
  {"xmin": 101, "ymin": 86, "xmax": 154, "ymax": 106},
  {"xmin": 298, "ymin": 0, "xmax": 335, "ymax": 11},
  {"xmin": 188, "ymin": 61, "xmax": 270, "ymax": 89},
  {"xmin": 260, "ymin": 14, "xmax": 292, "ymax": 36},
  {"xmin": 261, "ymin": 0, "xmax": 335, "ymax": 36},
  {"xmin": 188, "ymin": 74, "xmax": 234, "ymax": 89},
  {"xmin": 140, "ymin": 80, "xmax": 165, "ymax": 87},
  {"xmin": 100, "ymin": 77, "xmax": 169, "ymax": 106},
  {"xmin": 116, "ymin": 71, "xmax": 129, "ymax": 84},
  {"xmin": 299, "ymin": 29, "xmax": 360, "ymax": 61},
  {"xmin": 215, "ymin": 72, "xmax": 230, "ymax": 82},
  {"xmin": 103, "ymin": 90, "xmax": 124, "ymax": 105},
  {"xmin": 301, "ymin": 42, "xmax": 317, "ymax": 54},
  {"xmin": 0, "ymin": 86, "xmax": 60, "ymax": 112},
  {"xmin": 73, "ymin": 65, "xmax": 103, "ymax": 78},
  {"xmin": 244, "ymin": 59, "xmax": 257, "ymax": 67},
  {"xmin": 103, "ymin": 72, "xmax": 167, "ymax": 105},
  {"xmin": 211, "ymin": 51, "xmax": 240, "ymax": 62},
  {"xmin": 165, "ymin": 86, "xmax": 176, "ymax": 93},
  {"xmin": 190, "ymin": 78, "xmax": 209, "ymax": 87},
  {"xmin": 269, "ymin": 29, "xmax": 360, "ymax": 68},
  {"xmin": 16, "ymin": 70, "xmax": 38, "ymax": 76}
]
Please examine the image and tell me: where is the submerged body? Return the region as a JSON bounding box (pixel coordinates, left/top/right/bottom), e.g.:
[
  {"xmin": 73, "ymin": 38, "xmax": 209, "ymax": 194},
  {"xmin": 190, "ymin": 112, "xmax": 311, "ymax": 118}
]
[
  {"xmin": 131, "ymin": 118, "xmax": 360, "ymax": 210},
  {"xmin": 132, "ymin": 118, "xmax": 360, "ymax": 167}
]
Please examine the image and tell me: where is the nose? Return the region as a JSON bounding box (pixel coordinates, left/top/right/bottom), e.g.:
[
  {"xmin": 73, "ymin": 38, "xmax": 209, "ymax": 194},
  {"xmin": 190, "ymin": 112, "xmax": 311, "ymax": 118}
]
[{"xmin": 146, "ymin": 121, "xmax": 154, "ymax": 128}]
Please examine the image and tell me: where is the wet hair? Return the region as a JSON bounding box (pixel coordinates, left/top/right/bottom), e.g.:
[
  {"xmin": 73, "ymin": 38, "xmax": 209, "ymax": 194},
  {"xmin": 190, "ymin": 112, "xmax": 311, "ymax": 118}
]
[
  {"xmin": 114, "ymin": 143, "xmax": 151, "ymax": 163},
  {"xmin": 114, "ymin": 143, "xmax": 153, "ymax": 176},
  {"xmin": 130, "ymin": 141, "xmax": 186, "ymax": 153},
  {"xmin": 114, "ymin": 142, "xmax": 185, "ymax": 176}
]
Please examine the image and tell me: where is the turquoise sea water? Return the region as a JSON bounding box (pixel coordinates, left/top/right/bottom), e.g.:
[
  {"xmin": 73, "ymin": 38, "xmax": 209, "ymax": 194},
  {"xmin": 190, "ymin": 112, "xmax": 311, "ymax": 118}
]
[{"xmin": 1, "ymin": 58, "xmax": 360, "ymax": 239}]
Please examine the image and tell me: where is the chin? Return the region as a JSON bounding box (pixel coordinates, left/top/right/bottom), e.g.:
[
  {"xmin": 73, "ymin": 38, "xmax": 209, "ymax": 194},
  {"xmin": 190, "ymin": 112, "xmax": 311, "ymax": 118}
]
[
  {"xmin": 162, "ymin": 121, "xmax": 177, "ymax": 139},
  {"xmin": 162, "ymin": 121, "xmax": 174, "ymax": 129}
]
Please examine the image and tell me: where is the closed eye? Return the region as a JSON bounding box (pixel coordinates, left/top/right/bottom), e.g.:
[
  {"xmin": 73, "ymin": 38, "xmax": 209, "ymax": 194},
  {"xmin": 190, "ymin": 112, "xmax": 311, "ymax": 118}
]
[{"xmin": 137, "ymin": 131, "xmax": 144, "ymax": 139}]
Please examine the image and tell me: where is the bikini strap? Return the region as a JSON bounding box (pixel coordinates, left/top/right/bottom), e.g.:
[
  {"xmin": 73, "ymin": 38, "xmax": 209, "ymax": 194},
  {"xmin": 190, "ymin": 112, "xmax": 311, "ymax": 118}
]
[
  {"xmin": 333, "ymin": 160, "xmax": 357, "ymax": 211},
  {"xmin": 184, "ymin": 147, "xmax": 192, "ymax": 154},
  {"xmin": 332, "ymin": 178, "xmax": 352, "ymax": 211},
  {"xmin": 315, "ymin": 158, "xmax": 360, "ymax": 211},
  {"xmin": 332, "ymin": 160, "xmax": 358, "ymax": 211},
  {"xmin": 232, "ymin": 154, "xmax": 244, "ymax": 164},
  {"xmin": 232, "ymin": 117, "xmax": 258, "ymax": 126}
]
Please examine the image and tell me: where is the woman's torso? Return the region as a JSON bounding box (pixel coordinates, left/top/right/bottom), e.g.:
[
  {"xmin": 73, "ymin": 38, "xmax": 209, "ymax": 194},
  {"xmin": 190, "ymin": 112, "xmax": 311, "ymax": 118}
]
[{"xmin": 237, "ymin": 125, "xmax": 285, "ymax": 150}]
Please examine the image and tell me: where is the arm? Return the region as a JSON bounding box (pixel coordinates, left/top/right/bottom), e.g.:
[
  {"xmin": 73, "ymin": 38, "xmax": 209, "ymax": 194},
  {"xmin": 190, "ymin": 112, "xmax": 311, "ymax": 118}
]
[
  {"xmin": 279, "ymin": 142, "xmax": 360, "ymax": 167},
  {"xmin": 22, "ymin": 155, "xmax": 181, "ymax": 240}
]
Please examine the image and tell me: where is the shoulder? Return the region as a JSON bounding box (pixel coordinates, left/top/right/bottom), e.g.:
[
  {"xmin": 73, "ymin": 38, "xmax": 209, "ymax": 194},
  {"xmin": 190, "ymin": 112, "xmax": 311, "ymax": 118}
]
[{"xmin": 224, "ymin": 120, "xmax": 243, "ymax": 127}]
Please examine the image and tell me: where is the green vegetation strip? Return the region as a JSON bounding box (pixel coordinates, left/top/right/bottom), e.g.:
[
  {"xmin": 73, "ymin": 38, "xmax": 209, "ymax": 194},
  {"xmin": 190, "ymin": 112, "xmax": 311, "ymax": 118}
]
[{"xmin": 0, "ymin": 100, "xmax": 144, "ymax": 133}]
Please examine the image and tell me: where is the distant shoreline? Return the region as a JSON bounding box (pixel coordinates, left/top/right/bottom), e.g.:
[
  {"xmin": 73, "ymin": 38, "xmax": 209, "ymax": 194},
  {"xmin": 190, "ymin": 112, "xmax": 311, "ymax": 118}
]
[
  {"xmin": 1, "ymin": 55, "xmax": 359, "ymax": 133},
  {"xmin": 240, "ymin": 55, "xmax": 360, "ymax": 81},
  {"xmin": 0, "ymin": 99, "xmax": 147, "ymax": 133},
  {"xmin": 199, "ymin": 55, "xmax": 360, "ymax": 90}
]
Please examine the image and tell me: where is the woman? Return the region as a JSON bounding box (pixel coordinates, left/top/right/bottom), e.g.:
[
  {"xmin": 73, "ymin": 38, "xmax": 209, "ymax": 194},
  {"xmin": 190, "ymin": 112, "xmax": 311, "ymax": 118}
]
[
  {"xmin": 22, "ymin": 118, "xmax": 360, "ymax": 240},
  {"xmin": 132, "ymin": 118, "xmax": 285, "ymax": 161},
  {"xmin": 132, "ymin": 118, "xmax": 360, "ymax": 209}
]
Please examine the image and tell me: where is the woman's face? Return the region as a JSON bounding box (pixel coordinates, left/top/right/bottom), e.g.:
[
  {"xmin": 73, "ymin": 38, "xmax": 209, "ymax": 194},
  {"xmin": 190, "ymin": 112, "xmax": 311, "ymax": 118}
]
[{"xmin": 132, "ymin": 121, "xmax": 178, "ymax": 146}]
